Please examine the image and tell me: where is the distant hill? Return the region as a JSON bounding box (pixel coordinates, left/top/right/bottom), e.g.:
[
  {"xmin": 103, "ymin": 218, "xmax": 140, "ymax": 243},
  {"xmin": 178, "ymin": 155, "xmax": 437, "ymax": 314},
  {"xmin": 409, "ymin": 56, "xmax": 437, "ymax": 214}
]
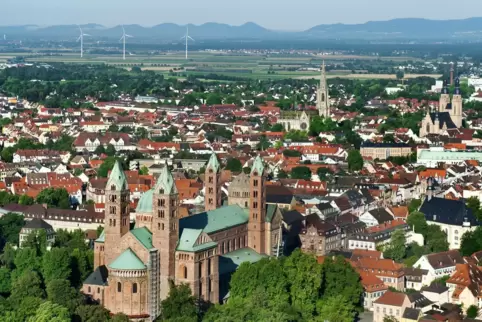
[{"xmin": 2, "ymin": 18, "xmax": 482, "ymax": 41}]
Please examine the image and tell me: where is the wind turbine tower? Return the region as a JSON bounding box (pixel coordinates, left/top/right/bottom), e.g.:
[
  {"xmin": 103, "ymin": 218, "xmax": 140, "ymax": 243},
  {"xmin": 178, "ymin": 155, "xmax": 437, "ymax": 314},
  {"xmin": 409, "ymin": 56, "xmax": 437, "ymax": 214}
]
[
  {"xmin": 181, "ymin": 26, "xmax": 194, "ymax": 60},
  {"xmin": 77, "ymin": 26, "xmax": 90, "ymax": 58},
  {"xmin": 120, "ymin": 26, "xmax": 133, "ymax": 60}
]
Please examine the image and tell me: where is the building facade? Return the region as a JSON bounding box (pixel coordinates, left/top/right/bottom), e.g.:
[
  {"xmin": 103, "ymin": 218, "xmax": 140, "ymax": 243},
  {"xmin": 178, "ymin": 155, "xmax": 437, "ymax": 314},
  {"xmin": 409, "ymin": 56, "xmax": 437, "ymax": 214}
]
[
  {"xmin": 83, "ymin": 155, "xmax": 282, "ymax": 320},
  {"xmin": 360, "ymin": 142, "xmax": 412, "ymax": 160}
]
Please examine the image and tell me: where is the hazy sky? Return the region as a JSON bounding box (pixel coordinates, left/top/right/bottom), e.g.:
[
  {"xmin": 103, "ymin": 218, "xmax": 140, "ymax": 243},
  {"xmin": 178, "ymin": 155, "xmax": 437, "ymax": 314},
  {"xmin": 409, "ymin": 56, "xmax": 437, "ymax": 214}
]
[{"xmin": 4, "ymin": 0, "xmax": 482, "ymax": 30}]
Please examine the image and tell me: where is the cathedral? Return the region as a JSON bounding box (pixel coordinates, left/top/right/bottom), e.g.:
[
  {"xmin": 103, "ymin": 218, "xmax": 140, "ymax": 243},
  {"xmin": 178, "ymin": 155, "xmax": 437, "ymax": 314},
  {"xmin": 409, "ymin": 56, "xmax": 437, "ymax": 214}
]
[
  {"xmin": 82, "ymin": 154, "xmax": 282, "ymax": 320},
  {"xmin": 419, "ymin": 78, "xmax": 463, "ymax": 137},
  {"xmin": 277, "ymin": 62, "xmax": 331, "ymax": 131}
]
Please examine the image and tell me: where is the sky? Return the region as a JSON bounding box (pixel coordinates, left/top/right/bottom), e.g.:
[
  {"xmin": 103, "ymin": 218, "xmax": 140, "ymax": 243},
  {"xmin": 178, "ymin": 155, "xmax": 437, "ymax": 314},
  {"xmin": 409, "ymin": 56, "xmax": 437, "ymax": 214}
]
[{"xmin": 3, "ymin": 0, "xmax": 482, "ymax": 30}]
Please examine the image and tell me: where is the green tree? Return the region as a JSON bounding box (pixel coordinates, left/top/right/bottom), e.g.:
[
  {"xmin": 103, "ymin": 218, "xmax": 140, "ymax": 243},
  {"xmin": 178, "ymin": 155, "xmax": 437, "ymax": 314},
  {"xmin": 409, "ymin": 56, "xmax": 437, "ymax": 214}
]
[
  {"xmin": 105, "ymin": 144, "xmax": 116, "ymax": 156},
  {"xmin": 42, "ymin": 248, "xmax": 72, "ymax": 283},
  {"xmin": 111, "ymin": 313, "xmax": 131, "ymax": 321},
  {"xmin": 460, "ymin": 227, "xmax": 482, "ymax": 256},
  {"xmin": 19, "ymin": 194, "xmax": 34, "ymax": 205},
  {"xmin": 36, "ymin": 187, "xmax": 70, "ymax": 209},
  {"xmin": 383, "ymin": 229, "xmax": 407, "ymax": 262},
  {"xmin": 13, "ymin": 296, "xmax": 44, "ymax": 321},
  {"xmin": 316, "ymin": 295, "xmax": 355, "ymax": 322},
  {"xmin": 0, "ymin": 267, "xmax": 11, "ymax": 295},
  {"xmin": 108, "ymin": 124, "xmax": 119, "ymax": 132},
  {"xmin": 94, "ymin": 145, "xmax": 105, "ymax": 155},
  {"xmin": 0, "ymin": 213, "xmax": 24, "ymax": 249},
  {"xmin": 383, "ymin": 134, "xmax": 395, "ymax": 143},
  {"xmin": 317, "ymin": 167, "xmax": 333, "ymax": 181},
  {"xmin": 467, "ymin": 305, "xmax": 479, "ymax": 318},
  {"xmin": 278, "ymin": 170, "xmax": 289, "ymax": 179},
  {"xmin": 225, "ymin": 158, "xmax": 243, "ymax": 172},
  {"xmin": 466, "ymin": 196, "xmax": 481, "ymax": 213},
  {"xmin": 160, "ymin": 281, "xmax": 197, "ymax": 321},
  {"xmin": 321, "ymin": 256, "xmax": 363, "ymax": 307},
  {"xmin": 138, "ymin": 165, "xmax": 149, "ymax": 175},
  {"xmin": 27, "ymin": 301, "xmax": 70, "ymax": 322},
  {"xmin": 347, "ymin": 150, "xmax": 363, "ymax": 172},
  {"xmin": 290, "ymin": 166, "xmax": 312, "ymax": 180},
  {"xmin": 270, "ymin": 124, "xmax": 284, "ymax": 132},
  {"xmin": 46, "ymin": 279, "xmax": 81, "ymax": 312},
  {"xmin": 74, "ymin": 305, "xmax": 110, "ymax": 322},
  {"xmin": 1, "ymin": 147, "xmax": 15, "ymax": 163},
  {"xmin": 426, "ymin": 225, "xmax": 449, "ymax": 253},
  {"xmin": 135, "ymin": 127, "xmax": 149, "ymax": 139},
  {"xmin": 396, "ymin": 70, "xmax": 405, "ymax": 80},
  {"xmin": 73, "ymin": 168, "xmax": 83, "ymax": 176},
  {"xmin": 13, "ymin": 247, "xmax": 40, "ymax": 275},
  {"xmin": 408, "ymin": 199, "xmax": 422, "ymax": 213},
  {"xmin": 97, "ymin": 157, "xmax": 125, "ymax": 178},
  {"xmin": 206, "ymin": 93, "xmax": 222, "ymax": 105},
  {"xmin": 406, "ymin": 211, "xmax": 428, "ymax": 234},
  {"xmin": 10, "ymin": 270, "xmax": 45, "ymax": 304}
]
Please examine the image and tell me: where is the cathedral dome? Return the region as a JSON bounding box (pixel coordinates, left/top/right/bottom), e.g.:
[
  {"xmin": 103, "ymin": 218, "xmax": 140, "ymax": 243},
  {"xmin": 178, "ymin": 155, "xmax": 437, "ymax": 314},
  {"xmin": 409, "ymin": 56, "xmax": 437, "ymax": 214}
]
[{"xmin": 135, "ymin": 189, "xmax": 153, "ymax": 213}]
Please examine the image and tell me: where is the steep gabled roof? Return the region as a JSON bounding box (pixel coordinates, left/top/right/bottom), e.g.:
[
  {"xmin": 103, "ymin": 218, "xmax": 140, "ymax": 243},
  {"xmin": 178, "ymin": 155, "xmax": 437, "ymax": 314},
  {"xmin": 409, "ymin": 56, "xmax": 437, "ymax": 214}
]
[{"xmin": 106, "ymin": 160, "xmax": 128, "ymax": 191}]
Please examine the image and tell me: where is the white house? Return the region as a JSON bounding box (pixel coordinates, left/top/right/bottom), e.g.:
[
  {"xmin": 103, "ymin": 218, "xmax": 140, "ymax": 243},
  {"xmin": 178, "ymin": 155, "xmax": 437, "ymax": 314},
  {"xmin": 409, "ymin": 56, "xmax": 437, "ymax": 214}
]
[{"xmin": 412, "ymin": 250, "xmax": 464, "ymax": 286}]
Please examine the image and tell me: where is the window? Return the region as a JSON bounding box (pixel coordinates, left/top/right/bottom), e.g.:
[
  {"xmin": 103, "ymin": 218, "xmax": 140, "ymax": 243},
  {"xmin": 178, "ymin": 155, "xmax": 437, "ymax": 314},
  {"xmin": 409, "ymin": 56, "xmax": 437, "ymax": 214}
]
[
  {"xmin": 97, "ymin": 288, "xmax": 100, "ymax": 294},
  {"xmin": 133, "ymin": 283, "xmax": 138, "ymax": 293},
  {"xmin": 117, "ymin": 282, "xmax": 122, "ymax": 292},
  {"xmin": 184, "ymin": 266, "xmax": 188, "ymax": 279},
  {"xmin": 88, "ymin": 286, "xmax": 91, "ymax": 293}
]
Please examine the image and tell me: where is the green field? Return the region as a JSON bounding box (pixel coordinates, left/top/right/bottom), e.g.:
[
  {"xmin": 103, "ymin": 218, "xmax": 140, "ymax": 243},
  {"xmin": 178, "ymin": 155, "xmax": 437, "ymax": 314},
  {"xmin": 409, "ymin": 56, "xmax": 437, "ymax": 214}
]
[{"xmin": 0, "ymin": 51, "xmax": 439, "ymax": 81}]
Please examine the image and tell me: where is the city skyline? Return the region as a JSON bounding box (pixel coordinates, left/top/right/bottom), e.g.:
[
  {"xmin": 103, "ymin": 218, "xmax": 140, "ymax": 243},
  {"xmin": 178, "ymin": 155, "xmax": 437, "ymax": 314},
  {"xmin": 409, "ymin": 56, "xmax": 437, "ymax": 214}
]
[{"xmin": 3, "ymin": 0, "xmax": 482, "ymax": 30}]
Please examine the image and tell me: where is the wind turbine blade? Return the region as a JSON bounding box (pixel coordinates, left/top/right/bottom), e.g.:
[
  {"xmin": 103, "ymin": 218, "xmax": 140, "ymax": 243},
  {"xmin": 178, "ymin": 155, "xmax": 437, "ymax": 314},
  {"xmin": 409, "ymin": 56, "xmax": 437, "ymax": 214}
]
[
  {"xmin": 83, "ymin": 33, "xmax": 91, "ymax": 37},
  {"xmin": 188, "ymin": 36, "xmax": 194, "ymax": 41},
  {"xmin": 126, "ymin": 34, "xmax": 133, "ymax": 38},
  {"xmin": 76, "ymin": 36, "xmax": 81, "ymax": 42},
  {"xmin": 122, "ymin": 25, "xmax": 125, "ymax": 34},
  {"xmin": 180, "ymin": 36, "xmax": 186, "ymax": 40},
  {"xmin": 120, "ymin": 36, "xmax": 124, "ymax": 41}
]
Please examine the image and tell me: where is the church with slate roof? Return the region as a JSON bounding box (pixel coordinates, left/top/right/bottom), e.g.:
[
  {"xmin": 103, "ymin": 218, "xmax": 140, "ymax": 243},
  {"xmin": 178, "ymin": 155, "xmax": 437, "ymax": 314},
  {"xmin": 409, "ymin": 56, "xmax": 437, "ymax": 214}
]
[
  {"xmin": 82, "ymin": 154, "xmax": 283, "ymax": 320},
  {"xmin": 419, "ymin": 78, "xmax": 463, "ymax": 137}
]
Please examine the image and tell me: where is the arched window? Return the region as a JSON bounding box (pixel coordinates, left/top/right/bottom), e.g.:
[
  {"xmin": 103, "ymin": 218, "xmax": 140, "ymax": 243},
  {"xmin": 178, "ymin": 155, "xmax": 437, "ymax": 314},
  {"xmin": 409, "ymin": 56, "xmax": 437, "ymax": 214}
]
[
  {"xmin": 117, "ymin": 282, "xmax": 122, "ymax": 292},
  {"xmin": 88, "ymin": 286, "xmax": 91, "ymax": 293},
  {"xmin": 111, "ymin": 185, "xmax": 116, "ymax": 191},
  {"xmin": 184, "ymin": 266, "xmax": 188, "ymax": 279},
  {"xmin": 321, "ymin": 93, "xmax": 325, "ymax": 102},
  {"xmin": 132, "ymin": 283, "xmax": 138, "ymax": 293}
]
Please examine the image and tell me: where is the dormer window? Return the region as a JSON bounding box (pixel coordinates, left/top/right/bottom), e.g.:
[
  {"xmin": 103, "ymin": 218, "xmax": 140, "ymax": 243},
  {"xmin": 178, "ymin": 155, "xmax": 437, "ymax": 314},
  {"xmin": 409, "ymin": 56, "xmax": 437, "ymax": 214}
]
[{"xmin": 111, "ymin": 185, "xmax": 116, "ymax": 191}]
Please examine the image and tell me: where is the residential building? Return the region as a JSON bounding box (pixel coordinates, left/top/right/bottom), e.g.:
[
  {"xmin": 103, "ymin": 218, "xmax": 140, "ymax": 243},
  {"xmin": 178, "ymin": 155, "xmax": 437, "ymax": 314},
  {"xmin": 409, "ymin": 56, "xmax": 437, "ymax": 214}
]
[
  {"xmin": 413, "ymin": 250, "xmax": 465, "ymax": 285},
  {"xmin": 360, "ymin": 142, "xmax": 412, "ymax": 160},
  {"xmin": 19, "ymin": 218, "xmax": 56, "ymax": 248},
  {"xmin": 373, "ymin": 291, "xmax": 411, "ymax": 322}
]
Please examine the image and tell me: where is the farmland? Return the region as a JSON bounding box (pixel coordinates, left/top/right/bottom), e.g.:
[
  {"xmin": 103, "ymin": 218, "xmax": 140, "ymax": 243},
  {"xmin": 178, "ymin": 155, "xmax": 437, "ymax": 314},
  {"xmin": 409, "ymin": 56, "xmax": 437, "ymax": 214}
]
[{"xmin": 0, "ymin": 51, "xmax": 442, "ymax": 81}]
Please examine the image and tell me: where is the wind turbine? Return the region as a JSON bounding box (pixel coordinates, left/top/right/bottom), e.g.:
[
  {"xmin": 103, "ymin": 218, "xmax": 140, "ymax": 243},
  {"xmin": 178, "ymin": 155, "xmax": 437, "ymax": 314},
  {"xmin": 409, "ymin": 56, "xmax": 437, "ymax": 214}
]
[
  {"xmin": 181, "ymin": 26, "xmax": 194, "ymax": 60},
  {"xmin": 120, "ymin": 26, "xmax": 133, "ymax": 60},
  {"xmin": 77, "ymin": 25, "xmax": 90, "ymax": 58}
]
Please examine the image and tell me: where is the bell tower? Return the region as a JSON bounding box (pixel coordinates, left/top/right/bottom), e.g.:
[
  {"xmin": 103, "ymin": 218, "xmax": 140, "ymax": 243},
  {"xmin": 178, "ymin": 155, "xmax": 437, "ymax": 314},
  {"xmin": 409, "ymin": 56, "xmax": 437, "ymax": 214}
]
[
  {"xmin": 317, "ymin": 61, "xmax": 330, "ymax": 118},
  {"xmin": 204, "ymin": 153, "xmax": 221, "ymax": 211},
  {"xmin": 439, "ymin": 80, "xmax": 450, "ymax": 112},
  {"xmin": 451, "ymin": 77, "xmax": 463, "ymax": 128},
  {"xmin": 104, "ymin": 160, "xmax": 130, "ymax": 266},
  {"xmin": 248, "ymin": 156, "xmax": 266, "ymax": 254},
  {"xmin": 152, "ymin": 166, "xmax": 179, "ymax": 300}
]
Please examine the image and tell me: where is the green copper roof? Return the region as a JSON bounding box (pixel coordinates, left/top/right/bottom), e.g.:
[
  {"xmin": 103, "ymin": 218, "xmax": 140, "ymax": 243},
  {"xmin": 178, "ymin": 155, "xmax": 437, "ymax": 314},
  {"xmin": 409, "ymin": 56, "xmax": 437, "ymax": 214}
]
[
  {"xmin": 106, "ymin": 160, "xmax": 128, "ymax": 191},
  {"xmin": 251, "ymin": 156, "xmax": 264, "ymax": 176},
  {"xmin": 180, "ymin": 204, "xmax": 249, "ymax": 235},
  {"xmin": 108, "ymin": 248, "xmax": 146, "ymax": 270},
  {"xmin": 219, "ymin": 247, "xmax": 267, "ymax": 275},
  {"xmin": 154, "ymin": 166, "xmax": 178, "ymax": 194},
  {"xmin": 131, "ymin": 227, "xmax": 153, "ymax": 249},
  {"xmin": 177, "ymin": 228, "xmax": 218, "ymax": 252},
  {"xmin": 135, "ymin": 189, "xmax": 154, "ymax": 213},
  {"xmin": 95, "ymin": 230, "xmax": 105, "ymax": 243},
  {"xmin": 206, "ymin": 153, "xmax": 220, "ymax": 173},
  {"xmin": 265, "ymin": 204, "xmax": 277, "ymax": 223}
]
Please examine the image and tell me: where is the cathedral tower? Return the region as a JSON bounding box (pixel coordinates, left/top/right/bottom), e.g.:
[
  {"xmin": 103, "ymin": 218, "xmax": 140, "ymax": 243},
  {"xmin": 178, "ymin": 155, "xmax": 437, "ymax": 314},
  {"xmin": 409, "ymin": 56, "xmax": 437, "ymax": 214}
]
[
  {"xmin": 248, "ymin": 156, "xmax": 266, "ymax": 254},
  {"xmin": 317, "ymin": 61, "xmax": 330, "ymax": 118},
  {"xmin": 204, "ymin": 153, "xmax": 221, "ymax": 211},
  {"xmin": 451, "ymin": 77, "xmax": 463, "ymax": 128},
  {"xmin": 439, "ymin": 80, "xmax": 450, "ymax": 112},
  {"xmin": 152, "ymin": 166, "xmax": 179, "ymax": 300},
  {"xmin": 104, "ymin": 160, "xmax": 130, "ymax": 265}
]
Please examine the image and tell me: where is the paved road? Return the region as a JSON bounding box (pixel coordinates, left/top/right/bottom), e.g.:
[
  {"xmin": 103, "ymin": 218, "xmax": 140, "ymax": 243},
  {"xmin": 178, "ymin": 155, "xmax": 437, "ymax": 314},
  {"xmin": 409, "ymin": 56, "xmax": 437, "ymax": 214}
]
[{"xmin": 357, "ymin": 311, "xmax": 373, "ymax": 322}]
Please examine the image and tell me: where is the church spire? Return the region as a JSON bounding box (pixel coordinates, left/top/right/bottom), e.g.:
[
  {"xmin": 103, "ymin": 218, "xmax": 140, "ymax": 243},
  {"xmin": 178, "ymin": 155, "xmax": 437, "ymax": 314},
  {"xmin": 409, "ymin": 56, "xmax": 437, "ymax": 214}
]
[{"xmin": 317, "ymin": 60, "xmax": 330, "ymax": 118}]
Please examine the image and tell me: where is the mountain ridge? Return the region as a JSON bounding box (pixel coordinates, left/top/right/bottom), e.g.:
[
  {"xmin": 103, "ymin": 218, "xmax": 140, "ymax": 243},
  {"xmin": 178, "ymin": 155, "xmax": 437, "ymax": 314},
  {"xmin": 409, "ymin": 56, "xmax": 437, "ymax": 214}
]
[{"xmin": 2, "ymin": 18, "xmax": 482, "ymax": 40}]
